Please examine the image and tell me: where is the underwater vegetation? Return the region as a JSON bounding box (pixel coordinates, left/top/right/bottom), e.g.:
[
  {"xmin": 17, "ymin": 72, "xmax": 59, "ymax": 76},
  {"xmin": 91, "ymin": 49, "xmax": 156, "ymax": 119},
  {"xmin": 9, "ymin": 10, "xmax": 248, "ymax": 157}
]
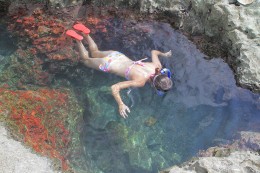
[{"xmin": 0, "ymin": 87, "xmax": 82, "ymax": 171}]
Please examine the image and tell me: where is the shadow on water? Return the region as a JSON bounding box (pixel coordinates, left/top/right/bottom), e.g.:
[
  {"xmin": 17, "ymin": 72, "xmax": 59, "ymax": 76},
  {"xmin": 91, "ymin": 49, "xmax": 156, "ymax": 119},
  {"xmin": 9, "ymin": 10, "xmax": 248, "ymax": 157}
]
[
  {"xmin": 0, "ymin": 24, "xmax": 17, "ymax": 73},
  {"xmin": 75, "ymin": 19, "xmax": 260, "ymax": 173},
  {"xmin": 0, "ymin": 24, "xmax": 17, "ymax": 57}
]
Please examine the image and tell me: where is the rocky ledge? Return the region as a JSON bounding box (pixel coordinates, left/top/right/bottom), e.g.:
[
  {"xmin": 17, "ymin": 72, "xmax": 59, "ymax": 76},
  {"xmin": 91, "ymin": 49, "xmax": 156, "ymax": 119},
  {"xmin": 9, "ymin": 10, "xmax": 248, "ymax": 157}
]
[
  {"xmin": 161, "ymin": 131, "xmax": 260, "ymax": 173},
  {"xmin": 0, "ymin": 123, "xmax": 56, "ymax": 173},
  {"xmin": 161, "ymin": 150, "xmax": 260, "ymax": 173}
]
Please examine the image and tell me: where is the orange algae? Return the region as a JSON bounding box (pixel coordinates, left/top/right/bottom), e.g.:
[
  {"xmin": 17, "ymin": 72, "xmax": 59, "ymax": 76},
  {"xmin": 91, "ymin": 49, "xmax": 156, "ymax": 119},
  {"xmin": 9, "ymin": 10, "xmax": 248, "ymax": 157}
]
[
  {"xmin": 0, "ymin": 88, "xmax": 73, "ymax": 171},
  {"xmin": 7, "ymin": 6, "xmax": 111, "ymax": 62},
  {"xmin": 8, "ymin": 8, "xmax": 77, "ymax": 61}
]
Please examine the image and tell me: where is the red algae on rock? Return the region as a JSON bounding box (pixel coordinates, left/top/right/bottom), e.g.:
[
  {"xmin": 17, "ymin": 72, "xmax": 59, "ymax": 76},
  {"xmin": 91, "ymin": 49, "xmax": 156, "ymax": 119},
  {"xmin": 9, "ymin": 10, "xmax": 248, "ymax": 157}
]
[
  {"xmin": 7, "ymin": 7, "xmax": 79, "ymax": 62},
  {"xmin": 7, "ymin": 5, "xmax": 112, "ymax": 60},
  {"xmin": 0, "ymin": 88, "xmax": 82, "ymax": 172}
]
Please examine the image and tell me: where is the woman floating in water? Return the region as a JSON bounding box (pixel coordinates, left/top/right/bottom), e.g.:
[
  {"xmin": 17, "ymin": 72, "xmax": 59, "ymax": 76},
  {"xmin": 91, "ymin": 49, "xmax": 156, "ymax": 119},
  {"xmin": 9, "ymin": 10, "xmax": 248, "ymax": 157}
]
[{"xmin": 66, "ymin": 23, "xmax": 173, "ymax": 118}]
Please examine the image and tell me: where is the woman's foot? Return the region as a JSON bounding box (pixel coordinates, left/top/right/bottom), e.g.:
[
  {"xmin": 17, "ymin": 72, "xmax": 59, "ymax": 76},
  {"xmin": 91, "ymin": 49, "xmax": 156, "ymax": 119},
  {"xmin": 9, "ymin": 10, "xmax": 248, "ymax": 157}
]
[
  {"xmin": 73, "ymin": 23, "xmax": 91, "ymax": 35},
  {"xmin": 66, "ymin": 30, "xmax": 83, "ymax": 41}
]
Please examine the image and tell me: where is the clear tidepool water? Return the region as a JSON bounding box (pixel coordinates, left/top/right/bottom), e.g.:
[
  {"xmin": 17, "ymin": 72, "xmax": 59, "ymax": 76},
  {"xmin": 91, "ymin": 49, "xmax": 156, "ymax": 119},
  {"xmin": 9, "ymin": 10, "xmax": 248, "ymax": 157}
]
[
  {"xmin": 71, "ymin": 20, "xmax": 260, "ymax": 173},
  {"xmin": 1, "ymin": 19, "xmax": 259, "ymax": 173}
]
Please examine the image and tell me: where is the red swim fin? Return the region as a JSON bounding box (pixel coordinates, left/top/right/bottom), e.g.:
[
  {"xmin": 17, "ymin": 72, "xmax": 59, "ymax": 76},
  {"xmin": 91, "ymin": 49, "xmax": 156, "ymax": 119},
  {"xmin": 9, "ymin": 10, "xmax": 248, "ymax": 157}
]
[
  {"xmin": 73, "ymin": 23, "xmax": 91, "ymax": 34},
  {"xmin": 66, "ymin": 30, "xmax": 83, "ymax": 41}
]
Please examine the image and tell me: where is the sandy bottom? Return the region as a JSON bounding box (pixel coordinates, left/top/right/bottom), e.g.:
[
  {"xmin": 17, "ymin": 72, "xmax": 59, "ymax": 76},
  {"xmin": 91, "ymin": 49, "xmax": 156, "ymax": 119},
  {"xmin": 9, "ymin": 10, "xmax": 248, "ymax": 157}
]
[{"xmin": 0, "ymin": 123, "xmax": 57, "ymax": 173}]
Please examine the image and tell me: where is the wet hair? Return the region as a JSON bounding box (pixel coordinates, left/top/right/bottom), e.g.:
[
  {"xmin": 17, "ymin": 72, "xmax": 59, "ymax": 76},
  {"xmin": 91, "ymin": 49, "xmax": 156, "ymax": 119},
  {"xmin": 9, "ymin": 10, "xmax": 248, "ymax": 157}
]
[{"xmin": 153, "ymin": 74, "xmax": 173, "ymax": 92}]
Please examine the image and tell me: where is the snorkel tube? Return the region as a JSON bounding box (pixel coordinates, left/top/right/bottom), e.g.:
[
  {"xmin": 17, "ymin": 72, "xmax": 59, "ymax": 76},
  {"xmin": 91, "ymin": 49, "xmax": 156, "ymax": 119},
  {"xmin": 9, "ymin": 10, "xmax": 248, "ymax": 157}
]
[{"xmin": 153, "ymin": 68, "xmax": 172, "ymax": 96}]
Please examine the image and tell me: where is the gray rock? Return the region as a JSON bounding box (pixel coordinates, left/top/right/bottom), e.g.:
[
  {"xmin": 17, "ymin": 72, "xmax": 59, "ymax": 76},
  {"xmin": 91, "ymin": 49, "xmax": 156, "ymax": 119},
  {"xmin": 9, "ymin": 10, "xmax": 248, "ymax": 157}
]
[
  {"xmin": 237, "ymin": 0, "xmax": 255, "ymax": 5},
  {"xmin": 47, "ymin": 0, "xmax": 80, "ymax": 8},
  {"xmin": 230, "ymin": 131, "xmax": 260, "ymax": 151},
  {"xmin": 0, "ymin": 0, "xmax": 10, "ymax": 16},
  {"xmin": 161, "ymin": 131, "xmax": 260, "ymax": 173},
  {"xmin": 163, "ymin": 151, "xmax": 260, "ymax": 173},
  {"xmin": 0, "ymin": 123, "xmax": 57, "ymax": 173}
]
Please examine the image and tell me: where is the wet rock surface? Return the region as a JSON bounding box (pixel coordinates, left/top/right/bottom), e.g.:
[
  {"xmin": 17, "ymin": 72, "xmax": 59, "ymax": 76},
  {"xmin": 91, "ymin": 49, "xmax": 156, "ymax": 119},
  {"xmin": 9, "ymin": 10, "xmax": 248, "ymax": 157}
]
[
  {"xmin": 161, "ymin": 131, "xmax": 260, "ymax": 173},
  {"xmin": 162, "ymin": 150, "xmax": 260, "ymax": 173}
]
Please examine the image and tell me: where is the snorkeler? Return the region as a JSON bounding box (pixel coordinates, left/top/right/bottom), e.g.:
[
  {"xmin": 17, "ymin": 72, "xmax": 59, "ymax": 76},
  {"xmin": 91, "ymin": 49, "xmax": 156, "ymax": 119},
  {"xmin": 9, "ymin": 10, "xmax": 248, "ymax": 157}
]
[{"xmin": 66, "ymin": 23, "xmax": 173, "ymax": 118}]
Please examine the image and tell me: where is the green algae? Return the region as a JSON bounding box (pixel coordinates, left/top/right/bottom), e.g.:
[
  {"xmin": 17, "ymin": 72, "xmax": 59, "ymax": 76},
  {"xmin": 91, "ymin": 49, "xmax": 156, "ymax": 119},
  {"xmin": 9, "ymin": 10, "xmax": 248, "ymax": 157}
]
[{"xmin": 0, "ymin": 49, "xmax": 47, "ymax": 89}]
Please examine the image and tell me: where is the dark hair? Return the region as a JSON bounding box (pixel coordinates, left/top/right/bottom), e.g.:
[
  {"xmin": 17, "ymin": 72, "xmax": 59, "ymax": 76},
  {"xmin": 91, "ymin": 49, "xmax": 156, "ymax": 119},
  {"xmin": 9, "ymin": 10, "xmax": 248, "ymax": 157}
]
[{"xmin": 153, "ymin": 74, "xmax": 173, "ymax": 92}]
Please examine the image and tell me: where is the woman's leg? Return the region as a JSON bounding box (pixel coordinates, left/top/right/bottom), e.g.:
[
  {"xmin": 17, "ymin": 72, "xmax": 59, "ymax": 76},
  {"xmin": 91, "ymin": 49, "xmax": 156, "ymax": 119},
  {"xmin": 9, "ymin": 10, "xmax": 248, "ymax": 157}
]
[
  {"xmin": 76, "ymin": 40, "xmax": 105, "ymax": 69},
  {"xmin": 83, "ymin": 34, "xmax": 114, "ymax": 58},
  {"xmin": 76, "ymin": 40, "xmax": 90, "ymax": 61}
]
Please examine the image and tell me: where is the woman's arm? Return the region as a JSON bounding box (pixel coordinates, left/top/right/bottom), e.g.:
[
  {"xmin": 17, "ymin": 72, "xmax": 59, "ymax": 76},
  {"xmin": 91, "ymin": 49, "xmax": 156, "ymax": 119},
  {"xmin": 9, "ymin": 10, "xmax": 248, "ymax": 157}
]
[
  {"xmin": 151, "ymin": 50, "xmax": 172, "ymax": 68},
  {"xmin": 111, "ymin": 80, "xmax": 145, "ymax": 118}
]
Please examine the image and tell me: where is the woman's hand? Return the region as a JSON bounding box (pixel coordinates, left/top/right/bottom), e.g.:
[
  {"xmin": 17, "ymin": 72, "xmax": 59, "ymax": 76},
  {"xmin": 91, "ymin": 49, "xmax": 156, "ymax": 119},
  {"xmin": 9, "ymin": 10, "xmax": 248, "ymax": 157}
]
[
  {"xmin": 119, "ymin": 103, "xmax": 130, "ymax": 118},
  {"xmin": 111, "ymin": 80, "xmax": 145, "ymax": 118},
  {"xmin": 162, "ymin": 50, "xmax": 172, "ymax": 57}
]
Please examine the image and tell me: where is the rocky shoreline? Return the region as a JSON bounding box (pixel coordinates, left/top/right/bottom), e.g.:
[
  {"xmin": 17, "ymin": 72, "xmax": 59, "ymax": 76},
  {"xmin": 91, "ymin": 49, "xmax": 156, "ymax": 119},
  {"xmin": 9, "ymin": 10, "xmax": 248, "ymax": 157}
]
[
  {"xmin": 161, "ymin": 150, "xmax": 260, "ymax": 173},
  {"xmin": 0, "ymin": 123, "xmax": 57, "ymax": 173},
  {"xmin": 0, "ymin": 0, "xmax": 259, "ymax": 173},
  {"xmin": 161, "ymin": 131, "xmax": 260, "ymax": 173}
]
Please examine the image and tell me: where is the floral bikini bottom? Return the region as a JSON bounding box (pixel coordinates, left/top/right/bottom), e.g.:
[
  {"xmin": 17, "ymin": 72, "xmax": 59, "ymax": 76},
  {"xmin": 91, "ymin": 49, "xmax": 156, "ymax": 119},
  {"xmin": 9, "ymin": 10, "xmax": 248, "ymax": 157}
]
[{"xmin": 99, "ymin": 51, "xmax": 125, "ymax": 72}]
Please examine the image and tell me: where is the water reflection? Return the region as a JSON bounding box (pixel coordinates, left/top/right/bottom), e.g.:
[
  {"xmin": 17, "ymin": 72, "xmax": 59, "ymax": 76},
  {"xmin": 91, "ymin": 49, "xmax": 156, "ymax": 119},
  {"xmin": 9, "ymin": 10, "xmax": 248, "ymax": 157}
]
[{"xmin": 77, "ymin": 21, "xmax": 259, "ymax": 173}]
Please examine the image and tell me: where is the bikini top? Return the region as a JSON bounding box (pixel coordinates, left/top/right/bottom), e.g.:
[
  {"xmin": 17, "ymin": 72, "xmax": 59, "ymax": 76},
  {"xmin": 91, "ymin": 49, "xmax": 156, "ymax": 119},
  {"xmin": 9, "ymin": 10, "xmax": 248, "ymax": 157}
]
[
  {"xmin": 125, "ymin": 58, "xmax": 148, "ymax": 80},
  {"xmin": 125, "ymin": 58, "xmax": 172, "ymax": 96}
]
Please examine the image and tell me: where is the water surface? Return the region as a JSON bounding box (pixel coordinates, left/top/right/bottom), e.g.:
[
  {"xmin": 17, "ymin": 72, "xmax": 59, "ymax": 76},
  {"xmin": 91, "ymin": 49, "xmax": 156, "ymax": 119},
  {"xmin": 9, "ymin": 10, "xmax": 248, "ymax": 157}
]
[
  {"xmin": 1, "ymin": 19, "xmax": 259, "ymax": 173},
  {"xmin": 73, "ymin": 20, "xmax": 260, "ymax": 173}
]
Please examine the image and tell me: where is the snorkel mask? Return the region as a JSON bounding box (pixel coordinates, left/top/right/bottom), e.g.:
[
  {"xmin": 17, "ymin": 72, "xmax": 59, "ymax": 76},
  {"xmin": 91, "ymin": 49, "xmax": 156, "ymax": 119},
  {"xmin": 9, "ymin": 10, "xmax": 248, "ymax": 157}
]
[{"xmin": 153, "ymin": 68, "xmax": 172, "ymax": 96}]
